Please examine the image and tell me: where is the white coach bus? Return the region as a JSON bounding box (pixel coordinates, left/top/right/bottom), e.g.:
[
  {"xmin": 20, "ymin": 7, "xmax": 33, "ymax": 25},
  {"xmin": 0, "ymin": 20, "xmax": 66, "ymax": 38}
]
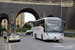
[{"xmin": 33, "ymin": 17, "xmax": 64, "ymax": 42}]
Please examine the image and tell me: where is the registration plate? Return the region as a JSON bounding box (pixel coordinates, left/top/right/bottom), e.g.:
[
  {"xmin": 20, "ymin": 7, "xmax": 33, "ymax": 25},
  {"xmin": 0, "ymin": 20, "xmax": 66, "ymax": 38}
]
[
  {"xmin": 12, "ymin": 36, "xmax": 16, "ymax": 38},
  {"xmin": 54, "ymin": 37, "xmax": 56, "ymax": 40}
]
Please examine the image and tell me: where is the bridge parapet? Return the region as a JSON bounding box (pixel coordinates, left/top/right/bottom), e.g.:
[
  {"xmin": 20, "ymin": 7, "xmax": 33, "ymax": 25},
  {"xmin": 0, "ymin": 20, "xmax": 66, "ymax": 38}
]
[
  {"xmin": 0, "ymin": 0, "xmax": 73, "ymax": 7},
  {"xmin": 1, "ymin": 0, "xmax": 73, "ymax": 3},
  {"xmin": 11, "ymin": 0, "xmax": 73, "ymax": 3},
  {"xmin": 62, "ymin": 1, "xmax": 73, "ymax": 7}
]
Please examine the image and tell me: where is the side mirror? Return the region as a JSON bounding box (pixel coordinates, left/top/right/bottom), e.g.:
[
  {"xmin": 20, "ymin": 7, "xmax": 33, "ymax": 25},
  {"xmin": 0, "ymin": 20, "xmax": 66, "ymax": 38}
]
[
  {"xmin": 63, "ymin": 21, "xmax": 66, "ymax": 26},
  {"xmin": 63, "ymin": 20, "xmax": 66, "ymax": 26}
]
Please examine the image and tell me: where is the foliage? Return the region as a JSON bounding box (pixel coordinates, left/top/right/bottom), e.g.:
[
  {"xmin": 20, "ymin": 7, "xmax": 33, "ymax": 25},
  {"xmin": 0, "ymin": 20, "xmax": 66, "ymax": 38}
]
[
  {"xmin": 23, "ymin": 23, "xmax": 32, "ymax": 28},
  {"xmin": 1, "ymin": 25, "xmax": 6, "ymax": 31},
  {"xmin": 27, "ymin": 21, "xmax": 34, "ymax": 24},
  {"xmin": 16, "ymin": 28, "xmax": 31, "ymax": 32},
  {"xmin": 17, "ymin": 23, "xmax": 32, "ymax": 32},
  {"xmin": 73, "ymin": 0, "xmax": 75, "ymax": 3},
  {"xmin": 17, "ymin": 21, "xmax": 33, "ymax": 32}
]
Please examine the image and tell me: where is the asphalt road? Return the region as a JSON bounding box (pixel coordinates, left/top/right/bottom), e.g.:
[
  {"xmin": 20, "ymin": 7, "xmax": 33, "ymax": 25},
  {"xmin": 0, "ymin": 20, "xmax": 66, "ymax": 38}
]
[
  {"xmin": 7, "ymin": 35, "xmax": 75, "ymax": 50},
  {"xmin": 0, "ymin": 36, "xmax": 7, "ymax": 50}
]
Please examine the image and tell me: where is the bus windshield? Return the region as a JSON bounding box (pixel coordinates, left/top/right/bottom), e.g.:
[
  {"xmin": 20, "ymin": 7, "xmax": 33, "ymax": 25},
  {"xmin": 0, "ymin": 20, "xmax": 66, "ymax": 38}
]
[{"xmin": 46, "ymin": 20, "xmax": 62, "ymax": 32}]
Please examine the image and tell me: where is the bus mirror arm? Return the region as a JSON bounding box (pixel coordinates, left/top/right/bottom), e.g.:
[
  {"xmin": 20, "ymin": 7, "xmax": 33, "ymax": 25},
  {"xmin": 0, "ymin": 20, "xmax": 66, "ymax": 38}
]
[
  {"xmin": 63, "ymin": 20, "xmax": 66, "ymax": 26},
  {"xmin": 64, "ymin": 22, "xmax": 66, "ymax": 26},
  {"xmin": 60, "ymin": 30, "xmax": 63, "ymax": 33}
]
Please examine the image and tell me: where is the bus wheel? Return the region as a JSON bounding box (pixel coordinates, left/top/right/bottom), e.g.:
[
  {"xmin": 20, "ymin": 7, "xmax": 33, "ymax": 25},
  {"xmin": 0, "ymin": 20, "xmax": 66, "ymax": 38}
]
[
  {"xmin": 35, "ymin": 34, "xmax": 37, "ymax": 39},
  {"xmin": 56, "ymin": 40, "xmax": 59, "ymax": 42},
  {"xmin": 41, "ymin": 35, "xmax": 43, "ymax": 40}
]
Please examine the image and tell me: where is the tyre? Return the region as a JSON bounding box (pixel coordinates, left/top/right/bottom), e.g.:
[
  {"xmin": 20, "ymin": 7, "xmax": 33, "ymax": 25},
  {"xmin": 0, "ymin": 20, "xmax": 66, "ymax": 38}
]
[
  {"xmin": 41, "ymin": 35, "xmax": 43, "ymax": 40},
  {"xmin": 56, "ymin": 40, "xmax": 59, "ymax": 42},
  {"xmin": 18, "ymin": 40, "xmax": 20, "ymax": 42},
  {"xmin": 35, "ymin": 34, "xmax": 37, "ymax": 39}
]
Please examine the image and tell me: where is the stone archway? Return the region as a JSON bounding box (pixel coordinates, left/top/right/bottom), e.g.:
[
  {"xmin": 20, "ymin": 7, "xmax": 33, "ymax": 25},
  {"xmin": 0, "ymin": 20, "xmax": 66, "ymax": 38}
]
[
  {"xmin": 16, "ymin": 8, "xmax": 40, "ymax": 20},
  {"xmin": 0, "ymin": 13, "xmax": 9, "ymax": 35}
]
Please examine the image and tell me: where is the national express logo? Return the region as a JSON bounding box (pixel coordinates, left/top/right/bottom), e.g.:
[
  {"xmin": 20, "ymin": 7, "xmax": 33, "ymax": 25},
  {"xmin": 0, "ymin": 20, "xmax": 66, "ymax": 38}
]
[{"xmin": 36, "ymin": 28, "xmax": 41, "ymax": 31}]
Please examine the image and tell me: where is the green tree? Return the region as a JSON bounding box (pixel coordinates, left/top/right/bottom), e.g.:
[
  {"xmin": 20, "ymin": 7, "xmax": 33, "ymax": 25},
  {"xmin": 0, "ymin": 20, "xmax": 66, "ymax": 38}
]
[
  {"xmin": 16, "ymin": 21, "xmax": 33, "ymax": 32},
  {"xmin": 16, "ymin": 23, "xmax": 32, "ymax": 32},
  {"xmin": 27, "ymin": 21, "xmax": 34, "ymax": 24},
  {"xmin": 1, "ymin": 25, "xmax": 6, "ymax": 31},
  {"xmin": 24, "ymin": 23, "xmax": 32, "ymax": 28},
  {"xmin": 73, "ymin": 0, "xmax": 75, "ymax": 3}
]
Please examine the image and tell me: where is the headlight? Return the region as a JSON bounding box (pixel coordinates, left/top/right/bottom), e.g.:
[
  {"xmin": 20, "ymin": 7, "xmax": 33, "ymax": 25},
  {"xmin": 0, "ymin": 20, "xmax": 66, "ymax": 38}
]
[
  {"xmin": 61, "ymin": 33, "xmax": 63, "ymax": 37},
  {"xmin": 46, "ymin": 33, "xmax": 48, "ymax": 35}
]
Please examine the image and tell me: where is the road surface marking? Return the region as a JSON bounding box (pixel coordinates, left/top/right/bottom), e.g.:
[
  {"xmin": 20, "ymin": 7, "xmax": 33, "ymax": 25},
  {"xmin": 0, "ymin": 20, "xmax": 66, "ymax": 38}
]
[
  {"xmin": 52, "ymin": 43, "xmax": 64, "ymax": 48},
  {"xmin": 52, "ymin": 43, "xmax": 73, "ymax": 49},
  {"xmin": 52, "ymin": 43, "xmax": 62, "ymax": 46},
  {"xmin": 6, "ymin": 44, "xmax": 7, "ymax": 50},
  {"xmin": 9, "ymin": 43, "xmax": 11, "ymax": 50}
]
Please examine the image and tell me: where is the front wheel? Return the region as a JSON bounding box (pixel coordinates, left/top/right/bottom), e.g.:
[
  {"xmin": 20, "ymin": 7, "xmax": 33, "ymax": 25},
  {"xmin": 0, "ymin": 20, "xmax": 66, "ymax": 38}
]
[
  {"xmin": 56, "ymin": 40, "xmax": 59, "ymax": 42},
  {"xmin": 41, "ymin": 35, "xmax": 43, "ymax": 40},
  {"xmin": 18, "ymin": 40, "xmax": 20, "ymax": 42},
  {"xmin": 35, "ymin": 34, "xmax": 37, "ymax": 39}
]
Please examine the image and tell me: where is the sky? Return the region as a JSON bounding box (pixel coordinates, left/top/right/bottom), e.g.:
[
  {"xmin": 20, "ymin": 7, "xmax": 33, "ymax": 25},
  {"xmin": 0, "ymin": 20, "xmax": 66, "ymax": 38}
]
[{"xmin": 25, "ymin": 12, "xmax": 36, "ymax": 22}]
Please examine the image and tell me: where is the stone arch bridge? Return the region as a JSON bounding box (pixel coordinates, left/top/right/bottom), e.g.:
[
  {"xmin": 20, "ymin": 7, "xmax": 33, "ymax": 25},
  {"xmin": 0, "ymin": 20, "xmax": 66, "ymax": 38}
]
[{"xmin": 0, "ymin": 1, "xmax": 75, "ymax": 35}]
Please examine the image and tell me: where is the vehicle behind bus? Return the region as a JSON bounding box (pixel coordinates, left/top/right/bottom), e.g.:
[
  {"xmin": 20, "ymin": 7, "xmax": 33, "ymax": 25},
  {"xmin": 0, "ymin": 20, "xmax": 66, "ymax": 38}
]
[{"xmin": 33, "ymin": 17, "xmax": 64, "ymax": 42}]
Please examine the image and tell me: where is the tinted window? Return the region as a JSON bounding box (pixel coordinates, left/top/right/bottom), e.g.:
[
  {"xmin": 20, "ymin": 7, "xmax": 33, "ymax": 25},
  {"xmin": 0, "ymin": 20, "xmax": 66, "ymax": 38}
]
[{"xmin": 10, "ymin": 33, "xmax": 19, "ymax": 36}]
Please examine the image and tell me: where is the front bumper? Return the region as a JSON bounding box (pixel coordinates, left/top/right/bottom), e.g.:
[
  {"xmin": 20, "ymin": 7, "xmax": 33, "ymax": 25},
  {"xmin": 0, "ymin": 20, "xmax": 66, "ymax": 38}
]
[
  {"xmin": 47, "ymin": 38, "xmax": 63, "ymax": 41},
  {"xmin": 8, "ymin": 38, "xmax": 20, "ymax": 41}
]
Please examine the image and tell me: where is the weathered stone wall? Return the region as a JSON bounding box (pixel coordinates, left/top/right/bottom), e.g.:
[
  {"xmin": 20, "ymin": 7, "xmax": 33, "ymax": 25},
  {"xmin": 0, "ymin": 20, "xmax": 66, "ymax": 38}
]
[
  {"xmin": 12, "ymin": 0, "xmax": 73, "ymax": 3},
  {"xmin": 0, "ymin": 2, "xmax": 61, "ymax": 18},
  {"xmin": 65, "ymin": 4, "xmax": 75, "ymax": 30}
]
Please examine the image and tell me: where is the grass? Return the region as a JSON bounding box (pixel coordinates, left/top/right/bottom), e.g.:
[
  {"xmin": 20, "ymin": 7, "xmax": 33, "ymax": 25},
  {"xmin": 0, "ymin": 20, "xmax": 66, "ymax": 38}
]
[
  {"xmin": 65, "ymin": 36, "xmax": 75, "ymax": 38},
  {"xmin": 64, "ymin": 30, "xmax": 75, "ymax": 38},
  {"xmin": 64, "ymin": 30, "xmax": 75, "ymax": 32}
]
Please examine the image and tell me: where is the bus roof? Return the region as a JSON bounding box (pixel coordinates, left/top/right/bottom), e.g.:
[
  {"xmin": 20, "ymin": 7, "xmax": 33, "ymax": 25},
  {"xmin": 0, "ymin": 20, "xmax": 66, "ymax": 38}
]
[{"xmin": 34, "ymin": 17, "xmax": 61, "ymax": 22}]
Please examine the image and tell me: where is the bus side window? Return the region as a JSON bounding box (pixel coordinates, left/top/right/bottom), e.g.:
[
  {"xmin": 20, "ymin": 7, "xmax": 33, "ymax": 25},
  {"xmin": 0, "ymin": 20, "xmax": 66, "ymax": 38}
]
[
  {"xmin": 39, "ymin": 24, "xmax": 41, "ymax": 26},
  {"xmin": 42, "ymin": 23, "xmax": 45, "ymax": 32}
]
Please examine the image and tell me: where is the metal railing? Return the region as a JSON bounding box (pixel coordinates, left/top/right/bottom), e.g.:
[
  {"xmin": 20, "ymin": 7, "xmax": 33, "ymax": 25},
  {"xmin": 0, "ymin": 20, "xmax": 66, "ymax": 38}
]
[
  {"xmin": 64, "ymin": 32, "xmax": 75, "ymax": 37},
  {"xmin": 64, "ymin": 32, "xmax": 75, "ymax": 33}
]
